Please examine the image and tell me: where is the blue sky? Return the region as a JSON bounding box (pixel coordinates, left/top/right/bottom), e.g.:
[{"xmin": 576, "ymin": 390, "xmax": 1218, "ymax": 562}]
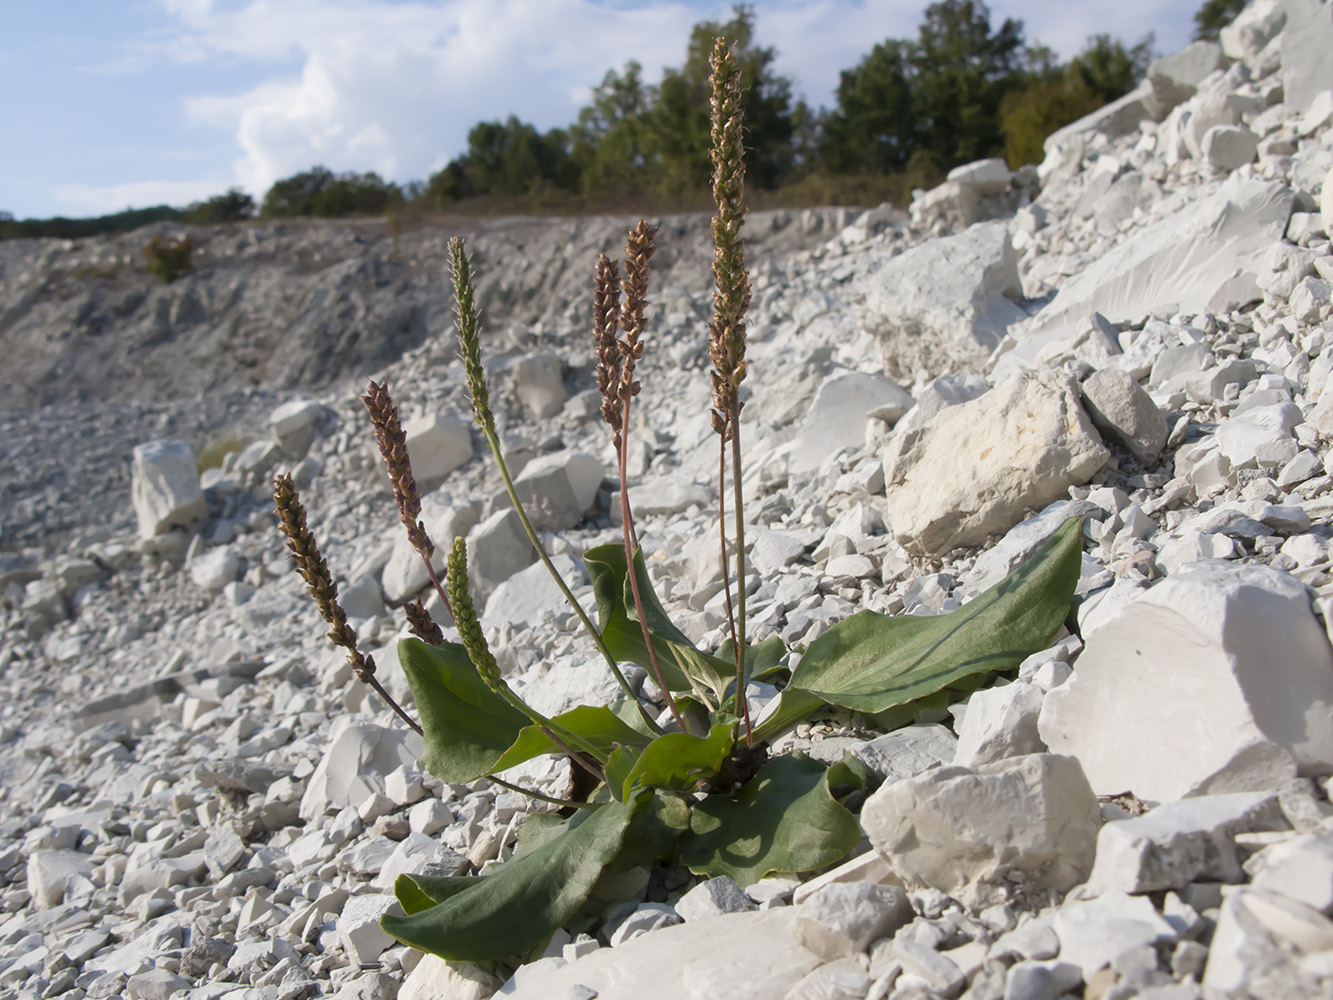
[{"xmin": 1, "ymin": 1, "xmax": 1202, "ymax": 219}]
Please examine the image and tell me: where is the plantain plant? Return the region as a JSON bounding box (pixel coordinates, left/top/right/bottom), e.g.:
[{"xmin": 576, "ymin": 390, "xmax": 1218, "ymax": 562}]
[{"xmin": 274, "ymin": 37, "xmax": 1085, "ymax": 967}]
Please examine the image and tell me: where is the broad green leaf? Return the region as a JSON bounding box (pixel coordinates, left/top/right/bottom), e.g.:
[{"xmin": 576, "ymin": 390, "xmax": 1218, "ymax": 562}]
[
  {"xmin": 679, "ymin": 753, "xmax": 860, "ymax": 886},
  {"xmin": 397, "ymin": 638, "xmax": 529, "ymax": 783},
  {"xmin": 393, "ymin": 873, "xmax": 480, "ymax": 915},
  {"xmin": 584, "ymin": 544, "xmax": 693, "ymax": 691},
  {"xmin": 492, "ymin": 705, "xmax": 654, "ymax": 773},
  {"xmin": 750, "ymin": 687, "xmax": 824, "ymax": 743},
  {"xmin": 382, "ymin": 792, "xmax": 647, "ymax": 962},
  {"xmin": 604, "ymin": 746, "xmax": 641, "ymax": 803},
  {"xmin": 616, "ymin": 790, "xmax": 691, "ymax": 869},
  {"xmin": 511, "ymin": 812, "xmax": 571, "ymax": 860},
  {"xmin": 781, "ymin": 516, "xmax": 1083, "ymax": 714},
  {"xmin": 715, "ymin": 634, "xmax": 790, "ymax": 682},
  {"xmin": 619, "ymin": 722, "xmax": 735, "ymax": 798}
]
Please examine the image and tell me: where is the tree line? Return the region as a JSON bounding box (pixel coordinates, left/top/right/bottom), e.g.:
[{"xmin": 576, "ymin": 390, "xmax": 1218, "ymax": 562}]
[{"xmin": 2, "ymin": 0, "xmax": 1247, "ymax": 239}]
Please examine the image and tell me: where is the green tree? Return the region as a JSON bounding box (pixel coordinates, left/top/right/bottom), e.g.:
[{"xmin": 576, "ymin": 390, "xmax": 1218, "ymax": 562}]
[
  {"xmin": 184, "ymin": 187, "xmax": 256, "ymax": 225},
  {"xmin": 572, "ymin": 61, "xmax": 658, "ymax": 196},
  {"xmin": 650, "ymin": 4, "xmax": 797, "ymax": 194},
  {"xmin": 426, "ymin": 116, "xmax": 577, "ymax": 203},
  {"xmin": 261, "ymin": 166, "xmax": 336, "ymax": 217},
  {"xmin": 818, "ymin": 39, "xmax": 919, "ymax": 174},
  {"xmin": 1000, "ymin": 33, "xmax": 1154, "ymax": 167},
  {"xmin": 1068, "ymin": 32, "xmax": 1155, "ymax": 104},
  {"xmin": 1193, "ymin": 0, "xmax": 1247, "ymax": 41},
  {"xmin": 908, "ymin": 0, "xmax": 1028, "ymax": 166}
]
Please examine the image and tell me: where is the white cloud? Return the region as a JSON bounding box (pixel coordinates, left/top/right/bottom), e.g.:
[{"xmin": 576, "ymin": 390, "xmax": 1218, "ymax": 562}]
[
  {"xmin": 153, "ymin": 0, "xmax": 711, "ymax": 196},
  {"xmin": 51, "ymin": 179, "xmax": 225, "ymax": 215},
  {"xmin": 87, "ymin": 0, "xmax": 1197, "ymax": 207}
]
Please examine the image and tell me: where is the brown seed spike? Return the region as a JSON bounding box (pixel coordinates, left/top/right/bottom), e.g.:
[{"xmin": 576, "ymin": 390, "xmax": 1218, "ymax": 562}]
[
  {"xmin": 617, "ymin": 221, "xmax": 658, "ymax": 407},
  {"xmin": 361, "ymin": 379, "xmax": 432, "ymax": 559},
  {"xmin": 593, "ymin": 253, "xmax": 624, "ymax": 441}
]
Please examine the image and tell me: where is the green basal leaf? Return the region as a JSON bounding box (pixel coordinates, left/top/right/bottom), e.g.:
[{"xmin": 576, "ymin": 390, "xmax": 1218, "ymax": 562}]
[
  {"xmin": 715, "ymin": 633, "xmax": 790, "ymax": 682},
  {"xmin": 825, "ymin": 753, "xmax": 868, "ymax": 794},
  {"xmin": 749, "ymin": 688, "xmax": 824, "ymax": 744},
  {"xmin": 382, "ymin": 791, "xmax": 648, "ymax": 962},
  {"xmin": 491, "ymin": 704, "xmax": 654, "ymax": 773},
  {"xmin": 584, "ymin": 544, "xmax": 693, "ymax": 691},
  {"xmin": 616, "ymin": 790, "xmax": 691, "ymax": 870},
  {"xmin": 511, "ymin": 812, "xmax": 571, "ymax": 860},
  {"xmin": 604, "ymin": 746, "xmax": 641, "ymax": 803},
  {"xmin": 393, "ymin": 873, "xmax": 480, "ymax": 915},
  {"xmin": 679, "ymin": 753, "xmax": 860, "ymax": 886},
  {"xmin": 618, "ymin": 722, "xmax": 735, "ymax": 798},
  {"xmin": 396, "ymin": 637, "xmax": 529, "ymax": 783},
  {"xmin": 775, "ymin": 516, "xmax": 1082, "ymax": 718}
]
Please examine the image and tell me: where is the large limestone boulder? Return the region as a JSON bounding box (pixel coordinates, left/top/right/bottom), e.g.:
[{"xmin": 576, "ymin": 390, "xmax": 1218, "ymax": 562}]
[
  {"xmin": 1009, "ymin": 177, "xmax": 1295, "ymax": 370},
  {"xmin": 1281, "ymin": 0, "xmax": 1333, "ymax": 115},
  {"xmin": 861, "ymin": 753, "xmax": 1102, "ymax": 908},
  {"xmin": 1147, "ymin": 40, "xmax": 1229, "ymax": 112},
  {"xmin": 882, "ymin": 370, "xmax": 1108, "ymax": 557},
  {"xmin": 131, "ymin": 439, "xmax": 208, "ymax": 539},
  {"xmin": 1040, "ymin": 562, "xmax": 1333, "ymax": 801},
  {"xmin": 855, "ymin": 221, "xmax": 1025, "ymax": 382}
]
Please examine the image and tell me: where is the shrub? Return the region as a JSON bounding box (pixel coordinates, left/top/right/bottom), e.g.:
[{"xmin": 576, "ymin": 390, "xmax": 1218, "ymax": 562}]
[
  {"xmin": 141, "ymin": 234, "xmax": 195, "ymax": 283},
  {"xmin": 275, "ymin": 36, "xmax": 1084, "ymax": 968}
]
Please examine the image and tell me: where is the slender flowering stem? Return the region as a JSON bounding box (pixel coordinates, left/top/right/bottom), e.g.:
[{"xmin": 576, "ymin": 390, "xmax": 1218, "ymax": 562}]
[
  {"xmin": 606, "ymin": 222, "xmax": 687, "ymax": 732},
  {"xmin": 445, "ymin": 538, "xmax": 607, "ymax": 780},
  {"xmin": 708, "ymin": 39, "xmax": 754, "ymax": 745},
  {"xmin": 273, "ymin": 473, "xmax": 422, "ymax": 734},
  {"xmin": 488, "ymin": 775, "xmax": 599, "ymax": 811},
  {"xmin": 451, "ymin": 237, "xmax": 662, "ymax": 735}
]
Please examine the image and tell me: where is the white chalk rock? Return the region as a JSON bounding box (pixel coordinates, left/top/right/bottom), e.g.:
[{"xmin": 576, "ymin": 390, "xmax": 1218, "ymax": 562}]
[
  {"xmin": 1081, "ymin": 791, "xmax": 1288, "ymax": 895},
  {"xmin": 399, "ymin": 957, "xmax": 500, "ymax": 1000},
  {"xmin": 336, "ymin": 893, "xmax": 402, "ymax": 965},
  {"xmin": 269, "ymin": 399, "xmax": 324, "ymax": 457},
  {"xmin": 1012, "ymin": 177, "xmax": 1294, "ymax": 369},
  {"xmin": 300, "ymin": 719, "xmax": 423, "ymax": 821},
  {"xmin": 27, "ymin": 849, "xmax": 93, "ymax": 909},
  {"xmin": 188, "ymin": 545, "xmax": 240, "ymax": 592},
  {"xmin": 1040, "ymin": 562, "xmax": 1333, "ymax": 802},
  {"xmin": 861, "ymin": 753, "xmax": 1101, "ymax": 908},
  {"xmin": 856, "ymin": 221, "xmax": 1025, "ymax": 381},
  {"xmin": 1320, "ymin": 164, "xmax": 1333, "ymax": 240},
  {"xmin": 882, "ymin": 370, "xmax": 1108, "ymax": 557},
  {"xmin": 481, "ymin": 553, "xmax": 586, "ymax": 633},
  {"xmin": 952, "ymin": 681, "xmax": 1045, "ymax": 768},
  {"xmin": 131, "ymin": 439, "xmax": 208, "ymax": 539},
  {"xmin": 1204, "ymin": 886, "xmax": 1333, "ymax": 997},
  {"xmin": 1203, "ymin": 124, "xmax": 1259, "ymax": 172},
  {"xmin": 381, "ymin": 490, "xmax": 480, "ymax": 603},
  {"xmin": 1080, "ymin": 367, "xmax": 1169, "ymax": 466},
  {"xmin": 1051, "ymin": 891, "xmax": 1177, "ymax": 976},
  {"xmin": 466, "ymin": 509, "xmax": 536, "ymax": 605},
  {"xmin": 511, "ymin": 450, "xmax": 603, "ymax": 531},
  {"xmin": 498, "ymin": 909, "xmax": 822, "ymax": 1000},
  {"xmin": 402, "ymin": 411, "xmax": 473, "ymax": 483},
  {"xmin": 513, "ymin": 352, "xmax": 565, "ymax": 419},
  {"xmin": 789, "ymin": 371, "xmax": 913, "ymax": 474}
]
